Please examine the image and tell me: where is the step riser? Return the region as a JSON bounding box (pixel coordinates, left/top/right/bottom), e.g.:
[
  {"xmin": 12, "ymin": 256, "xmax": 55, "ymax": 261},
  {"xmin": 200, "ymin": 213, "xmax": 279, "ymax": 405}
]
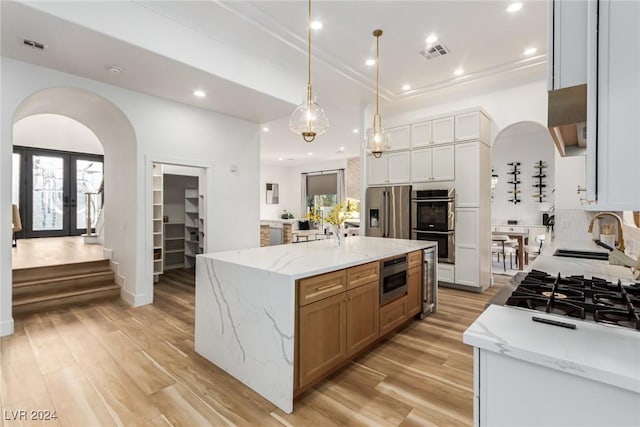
[
  {"xmin": 13, "ymin": 287, "xmax": 120, "ymax": 316},
  {"xmin": 13, "ymin": 272, "xmax": 115, "ymax": 298},
  {"xmin": 13, "ymin": 260, "xmax": 111, "ymax": 284}
]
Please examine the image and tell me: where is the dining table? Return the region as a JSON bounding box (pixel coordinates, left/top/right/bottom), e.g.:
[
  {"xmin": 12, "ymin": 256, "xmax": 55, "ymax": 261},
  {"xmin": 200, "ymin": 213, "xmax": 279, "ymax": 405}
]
[{"xmin": 492, "ymin": 230, "xmax": 529, "ymax": 271}]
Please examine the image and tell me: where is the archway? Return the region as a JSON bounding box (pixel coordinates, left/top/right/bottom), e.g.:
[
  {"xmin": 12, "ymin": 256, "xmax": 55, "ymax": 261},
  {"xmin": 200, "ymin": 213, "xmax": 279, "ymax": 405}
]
[
  {"xmin": 5, "ymin": 87, "xmax": 137, "ymax": 326},
  {"xmin": 491, "ymin": 121, "xmax": 555, "ymax": 226}
]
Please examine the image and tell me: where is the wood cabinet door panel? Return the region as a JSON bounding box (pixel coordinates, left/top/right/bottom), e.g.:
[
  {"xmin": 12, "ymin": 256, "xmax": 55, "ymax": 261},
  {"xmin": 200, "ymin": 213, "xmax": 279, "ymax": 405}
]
[
  {"xmin": 298, "ymin": 293, "xmax": 347, "ymax": 388},
  {"xmin": 379, "ymin": 296, "xmax": 408, "ymax": 336},
  {"xmin": 298, "ymin": 270, "xmax": 347, "ymax": 306},
  {"xmin": 407, "ymin": 250, "xmax": 423, "ymax": 270},
  {"xmin": 346, "ymin": 281, "xmax": 380, "ymax": 358},
  {"xmin": 347, "ymin": 261, "xmax": 379, "ymax": 290},
  {"xmin": 407, "ymin": 265, "xmax": 422, "ymax": 317}
]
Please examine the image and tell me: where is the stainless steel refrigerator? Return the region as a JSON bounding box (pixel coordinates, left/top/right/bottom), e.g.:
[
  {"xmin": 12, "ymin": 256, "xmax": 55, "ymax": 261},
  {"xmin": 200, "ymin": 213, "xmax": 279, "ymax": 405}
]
[{"xmin": 365, "ymin": 185, "xmax": 411, "ymax": 239}]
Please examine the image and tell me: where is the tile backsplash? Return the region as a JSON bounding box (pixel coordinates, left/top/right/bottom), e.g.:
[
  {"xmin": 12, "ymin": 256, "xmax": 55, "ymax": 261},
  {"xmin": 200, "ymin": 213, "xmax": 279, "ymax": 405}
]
[{"xmin": 554, "ymin": 209, "xmax": 640, "ymax": 258}]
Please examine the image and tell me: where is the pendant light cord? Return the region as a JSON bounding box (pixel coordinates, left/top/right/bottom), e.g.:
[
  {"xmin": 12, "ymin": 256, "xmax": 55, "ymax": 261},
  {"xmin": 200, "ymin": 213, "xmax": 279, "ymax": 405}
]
[
  {"xmin": 375, "ymin": 33, "xmax": 379, "ymax": 118},
  {"xmin": 307, "ymin": 0, "xmax": 312, "ymax": 105}
]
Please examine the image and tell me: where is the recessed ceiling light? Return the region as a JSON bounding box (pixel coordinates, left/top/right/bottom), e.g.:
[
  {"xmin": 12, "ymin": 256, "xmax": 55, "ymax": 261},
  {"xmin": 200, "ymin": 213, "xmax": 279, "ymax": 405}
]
[
  {"xmin": 425, "ymin": 34, "xmax": 438, "ymax": 44},
  {"xmin": 365, "ymin": 58, "xmax": 376, "ymax": 66},
  {"xmin": 507, "ymin": 2, "xmax": 523, "ymax": 13},
  {"xmin": 339, "ymin": 146, "xmax": 345, "ymax": 152},
  {"xmin": 307, "ymin": 152, "xmax": 313, "ymax": 156},
  {"xmin": 402, "ymin": 84, "xmax": 411, "ymax": 91},
  {"xmin": 278, "ymin": 157, "xmax": 283, "ymax": 161},
  {"xmin": 106, "ymin": 65, "xmax": 122, "ymax": 74},
  {"xmin": 454, "ymin": 68, "xmax": 464, "ymax": 76},
  {"xmin": 193, "ymin": 90, "xmax": 206, "ymax": 98},
  {"xmin": 262, "ymin": 127, "xmax": 270, "ymax": 132},
  {"xmin": 353, "ymin": 128, "xmax": 359, "ymax": 134},
  {"xmin": 310, "ymin": 20, "xmax": 323, "ymax": 30},
  {"xmin": 524, "ymin": 47, "xmax": 537, "ymax": 56}
]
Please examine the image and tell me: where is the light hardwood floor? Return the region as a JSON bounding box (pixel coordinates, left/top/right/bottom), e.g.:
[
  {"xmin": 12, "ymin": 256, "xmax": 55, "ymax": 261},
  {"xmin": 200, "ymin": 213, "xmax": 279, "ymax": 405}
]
[
  {"xmin": 12, "ymin": 237, "xmax": 105, "ymax": 270},
  {"xmin": 1, "ymin": 270, "xmax": 508, "ymax": 426}
]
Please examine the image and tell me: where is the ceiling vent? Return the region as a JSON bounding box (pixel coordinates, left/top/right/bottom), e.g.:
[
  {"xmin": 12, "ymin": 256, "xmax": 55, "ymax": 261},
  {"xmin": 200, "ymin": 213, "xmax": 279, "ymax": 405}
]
[
  {"xmin": 23, "ymin": 39, "xmax": 46, "ymax": 50},
  {"xmin": 419, "ymin": 43, "xmax": 450, "ymax": 60}
]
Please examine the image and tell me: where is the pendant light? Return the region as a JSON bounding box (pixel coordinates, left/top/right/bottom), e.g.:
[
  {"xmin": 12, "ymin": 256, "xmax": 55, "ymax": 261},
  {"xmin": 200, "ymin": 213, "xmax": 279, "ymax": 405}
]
[
  {"xmin": 365, "ymin": 29, "xmax": 390, "ymax": 158},
  {"xmin": 289, "ymin": 0, "xmax": 329, "ymax": 143}
]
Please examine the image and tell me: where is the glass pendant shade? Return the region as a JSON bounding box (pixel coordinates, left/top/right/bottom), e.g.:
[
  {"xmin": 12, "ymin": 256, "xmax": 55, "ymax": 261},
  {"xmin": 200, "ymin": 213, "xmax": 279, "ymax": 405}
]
[
  {"xmin": 365, "ymin": 116, "xmax": 391, "ymax": 158},
  {"xmin": 289, "ymin": 95, "xmax": 329, "ymax": 143}
]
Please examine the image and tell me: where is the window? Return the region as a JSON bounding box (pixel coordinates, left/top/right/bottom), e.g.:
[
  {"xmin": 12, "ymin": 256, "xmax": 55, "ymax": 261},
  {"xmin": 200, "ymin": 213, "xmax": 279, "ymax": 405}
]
[{"xmin": 302, "ymin": 170, "xmax": 345, "ymax": 225}]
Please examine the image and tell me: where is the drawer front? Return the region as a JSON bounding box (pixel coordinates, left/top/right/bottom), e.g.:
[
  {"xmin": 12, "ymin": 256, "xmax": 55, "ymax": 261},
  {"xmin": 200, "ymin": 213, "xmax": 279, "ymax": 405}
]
[
  {"xmin": 346, "ymin": 262, "xmax": 380, "ymax": 290},
  {"xmin": 438, "ymin": 264, "xmax": 455, "ymax": 283},
  {"xmin": 379, "ymin": 295, "xmax": 408, "ymax": 336},
  {"xmin": 298, "ymin": 270, "xmax": 347, "ymax": 306},
  {"xmin": 408, "ymin": 250, "xmax": 423, "ymax": 269}
]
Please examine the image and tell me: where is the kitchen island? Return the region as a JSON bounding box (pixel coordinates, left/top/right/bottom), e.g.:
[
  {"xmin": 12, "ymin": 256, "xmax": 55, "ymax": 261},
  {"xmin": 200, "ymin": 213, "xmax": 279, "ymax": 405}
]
[
  {"xmin": 464, "ymin": 238, "xmax": 640, "ymax": 426},
  {"xmin": 195, "ymin": 236, "xmax": 437, "ymax": 413}
]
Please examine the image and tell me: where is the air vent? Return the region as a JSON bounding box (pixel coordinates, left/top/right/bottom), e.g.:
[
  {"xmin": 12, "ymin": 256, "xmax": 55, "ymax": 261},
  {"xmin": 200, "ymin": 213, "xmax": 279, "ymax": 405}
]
[
  {"xmin": 23, "ymin": 39, "xmax": 46, "ymax": 50},
  {"xmin": 419, "ymin": 43, "xmax": 450, "ymax": 60}
]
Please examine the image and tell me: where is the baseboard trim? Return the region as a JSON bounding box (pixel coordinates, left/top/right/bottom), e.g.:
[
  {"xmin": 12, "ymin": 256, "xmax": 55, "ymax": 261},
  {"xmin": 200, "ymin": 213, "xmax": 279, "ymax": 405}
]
[
  {"xmin": 0, "ymin": 318, "xmax": 15, "ymax": 337},
  {"xmin": 121, "ymin": 288, "xmax": 153, "ymax": 307}
]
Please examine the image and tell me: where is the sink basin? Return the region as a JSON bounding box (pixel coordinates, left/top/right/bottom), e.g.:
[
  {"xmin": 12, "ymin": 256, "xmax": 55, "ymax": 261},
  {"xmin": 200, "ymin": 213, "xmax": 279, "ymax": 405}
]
[{"xmin": 553, "ymin": 249, "xmax": 609, "ymax": 261}]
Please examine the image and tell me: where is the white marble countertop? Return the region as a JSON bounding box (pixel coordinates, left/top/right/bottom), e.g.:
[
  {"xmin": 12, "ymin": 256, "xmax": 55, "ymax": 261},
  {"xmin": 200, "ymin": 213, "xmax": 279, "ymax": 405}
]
[
  {"xmin": 530, "ymin": 237, "xmax": 636, "ymax": 283},
  {"xmin": 200, "ymin": 236, "xmax": 436, "ymax": 279},
  {"xmin": 464, "ymin": 304, "xmax": 640, "ymax": 393}
]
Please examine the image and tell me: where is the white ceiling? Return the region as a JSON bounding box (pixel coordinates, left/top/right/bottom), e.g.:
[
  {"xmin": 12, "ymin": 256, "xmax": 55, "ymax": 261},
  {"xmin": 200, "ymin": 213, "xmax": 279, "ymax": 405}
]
[{"xmin": 1, "ymin": 0, "xmax": 547, "ymax": 165}]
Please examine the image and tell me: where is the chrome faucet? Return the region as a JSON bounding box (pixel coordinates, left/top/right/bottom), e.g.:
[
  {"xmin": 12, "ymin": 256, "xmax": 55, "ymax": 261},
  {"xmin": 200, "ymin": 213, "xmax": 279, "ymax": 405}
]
[{"xmin": 588, "ymin": 212, "xmax": 625, "ymax": 252}]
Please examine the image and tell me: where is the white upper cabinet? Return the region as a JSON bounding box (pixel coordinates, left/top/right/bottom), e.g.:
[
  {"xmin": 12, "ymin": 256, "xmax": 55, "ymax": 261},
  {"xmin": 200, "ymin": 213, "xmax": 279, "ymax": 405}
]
[
  {"xmin": 410, "ymin": 146, "xmax": 454, "ymax": 182},
  {"xmin": 367, "ymin": 151, "xmax": 410, "ymax": 185},
  {"xmin": 410, "ymin": 121, "xmax": 432, "ymax": 147},
  {"xmin": 454, "ymin": 111, "xmax": 490, "ymax": 143},
  {"xmin": 387, "ymin": 151, "xmax": 410, "ymax": 183},
  {"xmin": 432, "ymin": 117, "xmax": 455, "ymax": 144},
  {"xmin": 455, "ymin": 141, "xmax": 490, "ymax": 208},
  {"xmin": 387, "ymin": 126, "xmax": 410, "ymax": 151},
  {"xmin": 548, "ymin": 0, "xmax": 588, "ymax": 90}
]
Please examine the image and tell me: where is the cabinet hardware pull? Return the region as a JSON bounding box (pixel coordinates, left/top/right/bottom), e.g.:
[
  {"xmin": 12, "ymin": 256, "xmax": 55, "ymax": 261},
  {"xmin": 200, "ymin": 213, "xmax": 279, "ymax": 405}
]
[{"xmin": 316, "ymin": 283, "xmax": 339, "ymax": 292}]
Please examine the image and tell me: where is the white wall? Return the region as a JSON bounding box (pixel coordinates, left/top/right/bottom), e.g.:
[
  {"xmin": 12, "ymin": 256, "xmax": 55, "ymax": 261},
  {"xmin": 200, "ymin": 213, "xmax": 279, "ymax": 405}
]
[
  {"xmin": 13, "ymin": 114, "xmax": 104, "ymax": 154},
  {"xmin": 0, "ymin": 57, "xmax": 260, "ymax": 336},
  {"xmin": 260, "ymin": 164, "xmax": 297, "ymax": 220},
  {"xmin": 492, "ymin": 126, "xmax": 556, "ymax": 225}
]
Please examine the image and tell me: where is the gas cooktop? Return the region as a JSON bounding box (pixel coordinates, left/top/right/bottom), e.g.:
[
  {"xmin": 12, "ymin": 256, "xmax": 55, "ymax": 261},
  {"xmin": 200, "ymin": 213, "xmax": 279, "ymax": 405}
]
[{"xmin": 505, "ymin": 270, "xmax": 640, "ymax": 331}]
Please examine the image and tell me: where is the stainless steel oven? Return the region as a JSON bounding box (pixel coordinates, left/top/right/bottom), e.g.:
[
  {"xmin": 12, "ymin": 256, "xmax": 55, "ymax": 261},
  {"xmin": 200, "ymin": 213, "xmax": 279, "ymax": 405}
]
[
  {"xmin": 411, "ymin": 189, "xmax": 455, "ymax": 263},
  {"xmin": 379, "ymin": 254, "xmax": 408, "ymax": 305}
]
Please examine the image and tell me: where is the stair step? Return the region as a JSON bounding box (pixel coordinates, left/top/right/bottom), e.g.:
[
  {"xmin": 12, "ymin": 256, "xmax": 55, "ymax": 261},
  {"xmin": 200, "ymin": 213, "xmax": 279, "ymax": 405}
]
[
  {"xmin": 12, "ymin": 284, "xmax": 120, "ymax": 316},
  {"xmin": 13, "ymin": 259, "xmax": 111, "ymax": 284},
  {"xmin": 13, "ymin": 271, "xmax": 115, "ymax": 295}
]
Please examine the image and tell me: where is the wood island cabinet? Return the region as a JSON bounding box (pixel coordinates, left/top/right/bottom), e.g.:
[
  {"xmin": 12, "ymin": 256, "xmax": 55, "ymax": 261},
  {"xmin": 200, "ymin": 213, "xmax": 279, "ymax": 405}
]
[
  {"xmin": 346, "ymin": 281, "xmax": 379, "ymax": 358},
  {"xmin": 407, "ymin": 265, "xmax": 422, "ymax": 317}
]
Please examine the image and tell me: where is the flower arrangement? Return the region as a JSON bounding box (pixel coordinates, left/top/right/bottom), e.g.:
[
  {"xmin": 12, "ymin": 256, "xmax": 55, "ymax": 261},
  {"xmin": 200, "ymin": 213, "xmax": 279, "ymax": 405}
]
[{"xmin": 324, "ymin": 202, "xmax": 347, "ymax": 226}]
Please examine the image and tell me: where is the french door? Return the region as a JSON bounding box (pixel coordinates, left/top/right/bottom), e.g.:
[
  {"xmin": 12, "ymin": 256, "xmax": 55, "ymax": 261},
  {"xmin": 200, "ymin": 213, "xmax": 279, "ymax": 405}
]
[{"xmin": 13, "ymin": 147, "xmax": 104, "ymax": 238}]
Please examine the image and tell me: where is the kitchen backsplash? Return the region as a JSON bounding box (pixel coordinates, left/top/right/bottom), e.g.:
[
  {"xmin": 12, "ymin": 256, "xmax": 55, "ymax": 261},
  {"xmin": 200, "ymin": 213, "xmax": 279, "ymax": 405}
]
[{"xmin": 554, "ymin": 209, "xmax": 640, "ymax": 258}]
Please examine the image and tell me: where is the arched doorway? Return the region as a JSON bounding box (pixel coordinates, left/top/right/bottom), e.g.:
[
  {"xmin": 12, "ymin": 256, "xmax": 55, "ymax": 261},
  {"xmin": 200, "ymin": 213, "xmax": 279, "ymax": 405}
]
[
  {"xmin": 5, "ymin": 87, "xmax": 137, "ymax": 326},
  {"xmin": 492, "ymin": 121, "xmax": 555, "ymax": 225}
]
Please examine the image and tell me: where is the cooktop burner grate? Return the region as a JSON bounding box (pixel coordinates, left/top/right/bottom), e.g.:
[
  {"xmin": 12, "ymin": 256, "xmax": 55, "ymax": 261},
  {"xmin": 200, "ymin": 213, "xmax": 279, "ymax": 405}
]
[{"xmin": 506, "ymin": 270, "xmax": 640, "ymax": 331}]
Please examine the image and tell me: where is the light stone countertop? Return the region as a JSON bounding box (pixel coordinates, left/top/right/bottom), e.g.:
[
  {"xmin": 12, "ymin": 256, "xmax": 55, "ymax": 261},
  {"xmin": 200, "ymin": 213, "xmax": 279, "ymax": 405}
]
[
  {"xmin": 464, "ymin": 304, "xmax": 640, "ymax": 393},
  {"xmin": 200, "ymin": 236, "xmax": 436, "ymax": 279},
  {"xmin": 464, "ymin": 235, "xmax": 640, "ymax": 394}
]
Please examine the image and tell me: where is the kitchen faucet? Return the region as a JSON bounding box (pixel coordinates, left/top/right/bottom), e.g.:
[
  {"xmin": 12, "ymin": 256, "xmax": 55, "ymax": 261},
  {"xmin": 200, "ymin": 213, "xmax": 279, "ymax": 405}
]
[{"xmin": 588, "ymin": 212, "xmax": 625, "ymax": 252}]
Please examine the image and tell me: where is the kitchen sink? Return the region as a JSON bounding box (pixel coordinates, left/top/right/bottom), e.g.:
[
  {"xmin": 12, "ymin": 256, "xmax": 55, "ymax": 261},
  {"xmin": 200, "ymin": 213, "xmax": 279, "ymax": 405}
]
[{"xmin": 553, "ymin": 249, "xmax": 609, "ymax": 261}]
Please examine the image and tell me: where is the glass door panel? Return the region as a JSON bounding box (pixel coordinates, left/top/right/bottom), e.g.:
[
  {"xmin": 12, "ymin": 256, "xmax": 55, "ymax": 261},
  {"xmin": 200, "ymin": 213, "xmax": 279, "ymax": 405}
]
[
  {"xmin": 31, "ymin": 155, "xmax": 66, "ymax": 233},
  {"xmin": 75, "ymin": 159, "xmax": 103, "ymax": 232}
]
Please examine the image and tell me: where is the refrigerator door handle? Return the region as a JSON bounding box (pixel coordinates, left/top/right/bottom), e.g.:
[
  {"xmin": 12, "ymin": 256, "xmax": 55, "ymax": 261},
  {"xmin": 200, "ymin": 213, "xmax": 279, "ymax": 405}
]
[{"xmin": 383, "ymin": 191, "xmax": 389, "ymax": 237}]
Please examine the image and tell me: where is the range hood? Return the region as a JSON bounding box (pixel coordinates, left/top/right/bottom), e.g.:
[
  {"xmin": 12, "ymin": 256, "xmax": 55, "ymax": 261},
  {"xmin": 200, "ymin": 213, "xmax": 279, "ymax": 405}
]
[{"xmin": 548, "ymin": 84, "xmax": 587, "ymax": 156}]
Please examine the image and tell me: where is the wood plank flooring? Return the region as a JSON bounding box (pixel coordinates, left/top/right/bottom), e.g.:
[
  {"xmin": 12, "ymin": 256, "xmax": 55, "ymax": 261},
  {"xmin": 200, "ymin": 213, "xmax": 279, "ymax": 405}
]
[
  {"xmin": 12, "ymin": 237, "xmax": 106, "ymax": 270},
  {"xmin": 1, "ymin": 270, "xmax": 508, "ymax": 426}
]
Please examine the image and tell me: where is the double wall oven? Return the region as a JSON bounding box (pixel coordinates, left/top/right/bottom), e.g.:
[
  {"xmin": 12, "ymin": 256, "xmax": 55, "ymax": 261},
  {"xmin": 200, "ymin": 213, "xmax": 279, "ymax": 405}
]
[{"xmin": 411, "ymin": 189, "xmax": 455, "ymax": 264}]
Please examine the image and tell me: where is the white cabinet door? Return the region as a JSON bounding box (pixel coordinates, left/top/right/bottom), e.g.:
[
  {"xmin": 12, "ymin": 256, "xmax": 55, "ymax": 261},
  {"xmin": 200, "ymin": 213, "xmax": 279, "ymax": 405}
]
[
  {"xmin": 455, "ymin": 112, "xmax": 481, "ymax": 142},
  {"xmin": 387, "ymin": 126, "xmax": 410, "ymax": 150},
  {"xmin": 367, "ymin": 154, "xmax": 388, "ymax": 185},
  {"xmin": 455, "ymin": 208, "xmax": 479, "ymax": 288},
  {"xmin": 410, "ymin": 148, "xmax": 432, "ymax": 182},
  {"xmin": 431, "ymin": 145, "xmax": 455, "ymax": 181},
  {"xmin": 549, "ymin": 0, "xmax": 588, "ymax": 90},
  {"xmin": 432, "ymin": 117, "xmax": 455, "ymax": 144},
  {"xmin": 411, "ymin": 121, "xmax": 432, "ymax": 148},
  {"xmin": 455, "ymin": 142, "xmax": 480, "ymax": 207},
  {"xmin": 387, "ymin": 151, "xmax": 410, "ymax": 183}
]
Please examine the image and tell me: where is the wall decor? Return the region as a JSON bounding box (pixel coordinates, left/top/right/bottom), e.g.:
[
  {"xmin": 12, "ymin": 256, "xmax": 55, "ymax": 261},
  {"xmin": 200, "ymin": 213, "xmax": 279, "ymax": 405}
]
[
  {"xmin": 532, "ymin": 160, "xmax": 547, "ymax": 202},
  {"xmin": 506, "ymin": 161, "xmax": 521, "ymax": 204}
]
